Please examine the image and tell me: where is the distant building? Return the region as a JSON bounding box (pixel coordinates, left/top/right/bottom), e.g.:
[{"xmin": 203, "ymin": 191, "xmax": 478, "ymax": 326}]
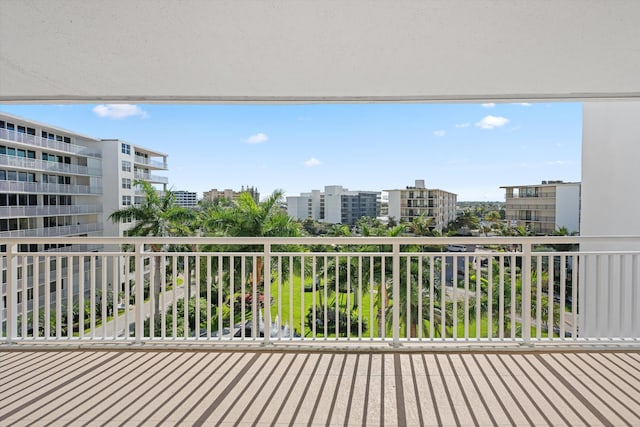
[
  {"xmin": 203, "ymin": 185, "xmax": 260, "ymax": 203},
  {"xmin": 501, "ymin": 180, "xmax": 580, "ymax": 234},
  {"xmin": 386, "ymin": 179, "xmax": 457, "ymax": 232},
  {"xmin": 287, "ymin": 185, "xmax": 380, "ymax": 226},
  {"xmin": 174, "ymin": 191, "xmax": 198, "ymax": 208}
]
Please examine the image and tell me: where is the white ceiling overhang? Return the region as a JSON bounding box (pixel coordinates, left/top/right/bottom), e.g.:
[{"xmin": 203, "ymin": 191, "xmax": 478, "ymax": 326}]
[{"xmin": 2, "ymin": 0, "xmax": 640, "ymax": 103}]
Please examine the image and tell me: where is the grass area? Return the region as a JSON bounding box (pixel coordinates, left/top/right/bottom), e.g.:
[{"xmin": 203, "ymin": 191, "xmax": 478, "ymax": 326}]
[{"xmin": 268, "ymin": 274, "xmax": 562, "ymax": 339}]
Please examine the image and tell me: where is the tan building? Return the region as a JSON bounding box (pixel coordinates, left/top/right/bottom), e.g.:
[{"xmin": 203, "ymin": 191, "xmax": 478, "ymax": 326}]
[
  {"xmin": 203, "ymin": 186, "xmax": 259, "ymax": 204},
  {"xmin": 501, "ymin": 180, "xmax": 580, "ymax": 235},
  {"xmin": 386, "ymin": 180, "xmax": 457, "ymax": 232}
]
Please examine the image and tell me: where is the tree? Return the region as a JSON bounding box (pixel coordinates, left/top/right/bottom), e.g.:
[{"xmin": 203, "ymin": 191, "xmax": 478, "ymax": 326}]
[
  {"xmin": 108, "ymin": 180, "xmax": 196, "ymax": 314},
  {"xmin": 199, "ymin": 190, "xmax": 302, "ymax": 331}
]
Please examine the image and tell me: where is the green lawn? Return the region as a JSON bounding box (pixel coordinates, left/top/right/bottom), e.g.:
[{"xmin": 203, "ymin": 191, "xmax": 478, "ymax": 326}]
[{"xmin": 267, "ymin": 274, "xmax": 560, "ymax": 339}]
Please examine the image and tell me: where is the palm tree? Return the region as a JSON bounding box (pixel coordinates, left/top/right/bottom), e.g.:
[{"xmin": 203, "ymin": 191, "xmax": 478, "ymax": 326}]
[
  {"xmin": 108, "ymin": 180, "xmax": 195, "ymax": 314},
  {"xmin": 200, "ymin": 189, "xmax": 301, "ymax": 305}
]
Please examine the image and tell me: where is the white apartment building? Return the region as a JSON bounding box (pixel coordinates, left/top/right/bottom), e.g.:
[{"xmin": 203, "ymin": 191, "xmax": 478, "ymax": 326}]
[
  {"xmin": 174, "ymin": 191, "xmax": 198, "ymax": 208},
  {"xmin": 1, "ymin": 112, "xmax": 168, "ymax": 325},
  {"xmin": 0, "ymin": 113, "xmax": 104, "ymax": 241},
  {"xmin": 101, "ymin": 139, "xmax": 168, "ymax": 237},
  {"xmin": 501, "ymin": 180, "xmax": 580, "ymax": 235},
  {"xmin": 287, "ymin": 185, "xmax": 380, "ymax": 226},
  {"xmin": 386, "ymin": 180, "xmax": 457, "ymax": 233}
]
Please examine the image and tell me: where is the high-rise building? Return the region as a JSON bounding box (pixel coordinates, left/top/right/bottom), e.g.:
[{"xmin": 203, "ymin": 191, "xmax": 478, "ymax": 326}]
[
  {"xmin": 386, "ymin": 179, "xmax": 457, "ymax": 232},
  {"xmin": 287, "ymin": 185, "xmax": 380, "ymax": 226},
  {"xmin": 501, "ymin": 180, "xmax": 580, "ymax": 235},
  {"xmin": 0, "ymin": 113, "xmax": 104, "ymax": 240},
  {"xmin": 174, "ymin": 191, "xmax": 198, "ymax": 208},
  {"xmin": 0, "ymin": 112, "xmax": 168, "ymax": 325}
]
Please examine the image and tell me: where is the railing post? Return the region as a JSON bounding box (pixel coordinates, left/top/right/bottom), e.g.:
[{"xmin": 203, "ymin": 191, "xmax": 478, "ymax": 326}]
[
  {"xmin": 135, "ymin": 242, "xmax": 145, "ymax": 344},
  {"xmin": 522, "ymin": 242, "xmax": 532, "ymax": 345},
  {"xmin": 263, "ymin": 243, "xmax": 271, "ymax": 345},
  {"xmin": 392, "ymin": 242, "xmax": 401, "ymax": 347},
  {"xmin": 5, "ymin": 244, "xmax": 18, "ymax": 343}
]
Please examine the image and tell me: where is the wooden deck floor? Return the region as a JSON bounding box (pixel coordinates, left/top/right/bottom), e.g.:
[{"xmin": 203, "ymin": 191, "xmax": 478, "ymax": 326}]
[{"xmin": 1, "ymin": 349, "xmax": 639, "ymax": 426}]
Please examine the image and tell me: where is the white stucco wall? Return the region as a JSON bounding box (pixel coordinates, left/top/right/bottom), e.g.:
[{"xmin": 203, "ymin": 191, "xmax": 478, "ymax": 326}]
[
  {"xmin": 286, "ymin": 196, "xmax": 308, "ymax": 221},
  {"xmin": 554, "ymin": 184, "xmax": 580, "ymax": 234},
  {"xmin": 387, "ymin": 191, "xmax": 401, "ymax": 222},
  {"xmin": 323, "ymin": 186, "xmax": 343, "ymax": 224},
  {"xmin": 582, "ymin": 103, "xmax": 640, "ymax": 239}
]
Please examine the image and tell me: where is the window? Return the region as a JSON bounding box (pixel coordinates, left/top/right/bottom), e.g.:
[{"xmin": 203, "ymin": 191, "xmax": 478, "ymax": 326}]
[
  {"xmin": 122, "ymin": 178, "xmax": 131, "ymax": 189},
  {"xmin": 122, "ymin": 160, "xmax": 131, "ymax": 172},
  {"xmin": 121, "ymin": 143, "xmax": 131, "ymax": 155},
  {"xmin": 122, "ymin": 195, "xmax": 131, "ymax": 206}
]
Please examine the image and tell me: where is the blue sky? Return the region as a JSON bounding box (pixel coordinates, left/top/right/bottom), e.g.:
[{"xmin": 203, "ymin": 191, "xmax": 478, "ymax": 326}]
[{"xmin": 0, "ymin": 102, "xmax": 582, "ymax": 201}]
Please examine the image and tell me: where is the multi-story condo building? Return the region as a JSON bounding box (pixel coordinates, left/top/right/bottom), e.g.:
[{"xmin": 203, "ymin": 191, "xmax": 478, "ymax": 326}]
[
  {"xmin": 101, "ymin": 140, "xmax": 168, "ymax": 237},
  {"xmin": 501, "ymin": 180, "xmax": 580, "ymax": 235},
  {"xmin": 0, "ymin": 113, "xmax": 104, "ymax": 241},
  {"xmin": 1, "ymin": 112, "xmax": 168, "ymax": 326},
  {"xmin": 174, "ymin": 191, "xmax": 198, "ymax": 208},
  {"xmin": 203, "ymin": 186, "xmax": 260, "ymax": 204},
  {"xmin": 386, "ymin": 179, "xmax": 457, "ymax": 232},
  {"xmin": 287, "ymin": 185, "xmax": 380, "ymax": 226}
]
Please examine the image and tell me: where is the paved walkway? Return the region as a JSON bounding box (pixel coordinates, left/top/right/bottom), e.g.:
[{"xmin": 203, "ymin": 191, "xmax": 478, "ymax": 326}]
[{"xmin": 0, "ymin": 349, "xmax": 638, "ymax": 426}]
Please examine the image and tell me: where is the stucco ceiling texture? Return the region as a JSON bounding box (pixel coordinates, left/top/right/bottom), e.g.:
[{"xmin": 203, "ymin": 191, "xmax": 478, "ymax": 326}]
[{"xmin": 2, "ymin": 0, "xmax": 640, "ymax": 102}]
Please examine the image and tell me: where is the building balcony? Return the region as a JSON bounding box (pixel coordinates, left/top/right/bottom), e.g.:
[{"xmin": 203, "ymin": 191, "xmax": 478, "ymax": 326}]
[
  {"xmin": 1, "ymin": 235, "xmax": 638, "ymax": 424},
  {"xmin": 0, "ymin": 181, "xmax": 102, "ymax": 195},
  {"xmin": 134, "ymin": 154, "xmax": 167, "ymax": 170},
  {"xmin": 0, "ymin": 128, "xmax": 102, "ymax": 158},
  {"xmin": 0, "ymin": 204, "xmax": 103, "ymax": 218},
  {"xmin": 0, "ymin": 222, "xmax": 103, "ymax": 237},
  {"xmin": 133, "ymin": 172, "xmax": 168, "ymax": 184},
  {"xmin": 0, "ymin": 154, "xmax": 101, "ymax": 176}
]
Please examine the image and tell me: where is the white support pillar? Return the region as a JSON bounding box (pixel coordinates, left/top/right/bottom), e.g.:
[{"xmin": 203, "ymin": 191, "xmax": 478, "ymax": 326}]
[{"xmin": 581, "ymin": 102, "xmax": 640, "ymax": 338}]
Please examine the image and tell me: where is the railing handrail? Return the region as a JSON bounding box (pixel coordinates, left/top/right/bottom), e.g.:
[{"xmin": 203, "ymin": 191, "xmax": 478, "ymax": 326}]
[
  {"xmin": 0, "ymin": 127, "xmax": 102, "ymax": 158},
  {"xmin": 0, "ymin": 235, "xmax": 638, "ymax": 246},
  {"xmin": 2, "ymin": 234, "xmax": 639, "ymax": 346}
]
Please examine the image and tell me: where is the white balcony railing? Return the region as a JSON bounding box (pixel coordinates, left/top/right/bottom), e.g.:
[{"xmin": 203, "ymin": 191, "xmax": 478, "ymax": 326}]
[
  {"xmin": 0, "ymin": 128, "xmax": 102, "ymax": 158},
  {"xmin": 0, "ymin": 154, "xmax": 101, "ymax": 176},
  {"xmin": 134, "ymin": 155, "xmax": 167, "ymax": 169},
  {"xmin": 0, "ymin": 181, "xmax": 102, "ymax": 195},
  {"xmin": 0, "ymin": 204, "xmax": 103, "ymax": 218},
  {"xmin": 1, "ymin": 236, "xmax": 638, "ymax": 347},
  {"xmin": 133, "ymin": 172, "xmax": 168, "ymax": 184},
  {"xmin": 0, "ymin": 223, "xmax": 103, "ymax": 238}
]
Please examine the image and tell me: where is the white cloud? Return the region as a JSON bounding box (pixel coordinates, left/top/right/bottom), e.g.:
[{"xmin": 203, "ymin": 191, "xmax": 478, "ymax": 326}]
[
  {"xmin": 304, "ymin": 157, "xmax": 321, "ymax": 167},
  {"xmin": 482, "ymin": 103, "xmax": 496, "ymax": 108},
  {"xmin": 516, "ymin": 103, "xmax": 532, "ymax": 107},
  {"xmin": 92, "ymin": 104, "xmax": 149, "ymax": 119},
  {"xmin": 433, "ymin": 129, "xmax": 446, "ymax": 137},
  {"xmin": 246, "ymin": 133, "xmax": 269, "ymax": 144},
  {"xmin": 475, "ymin": 115, "xmax": 509, "ymax": 129},
  {"xmin": 546, "ymin": 160, "xmax": 570, "ymax": 166},
  {"xmin": 455, "ymin": 122, "xmax": 470, "ymax": 128}
]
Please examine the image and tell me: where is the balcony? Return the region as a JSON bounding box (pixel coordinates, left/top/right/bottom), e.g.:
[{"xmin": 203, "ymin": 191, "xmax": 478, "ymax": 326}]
[
  {"xmin": 0, "ymin": 236, "xmax": 639, "ymax": 424},
  {"xmin": 133, "ymin": 172, "xmax": 168, "ymax": 184},
  {"xmin": 0, "ymin": 181, "xmax": 102, "ymax": 195},
  {"xmin": 0, "ymin": 204, "xmax": 103, "ymax": 218},
  {"xmin": 0, "ymin": 128, "xmax": 102, "ymax": 158},
  {"xmin": 0, "ymin": 154, "xmax": 101, "ymax": 176},
  {"xmin": 134, "ymin": 154, "xmax": 167, "ymax": 169},
  {"xmin": 0, "ymin": 223, "xmax": 103, "ymax": 237}
]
